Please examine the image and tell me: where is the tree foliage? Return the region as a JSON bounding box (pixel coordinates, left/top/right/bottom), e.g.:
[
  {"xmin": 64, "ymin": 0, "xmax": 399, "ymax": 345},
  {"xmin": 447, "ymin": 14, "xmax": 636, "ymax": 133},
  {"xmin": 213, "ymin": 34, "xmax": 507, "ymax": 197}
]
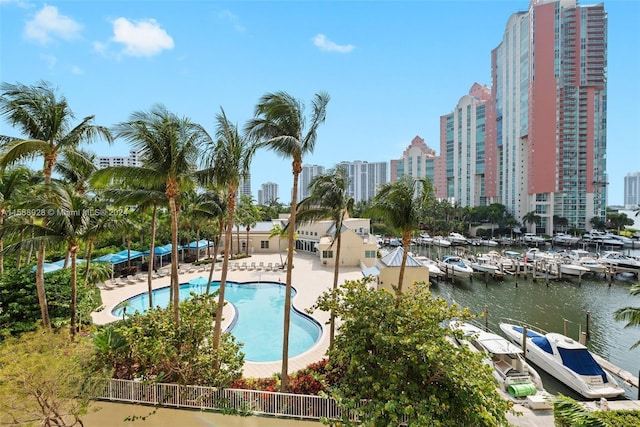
[
  {"xmin": 0, "ymin": 329, "xmax": 101, "ymax": 427},
  {"xmin": 312, "ymin": 279, "xmax": 513, "ymax": 427},
  {"xmin": 92, "ymin": 292, "xmax": 244, "ymax": 386}
]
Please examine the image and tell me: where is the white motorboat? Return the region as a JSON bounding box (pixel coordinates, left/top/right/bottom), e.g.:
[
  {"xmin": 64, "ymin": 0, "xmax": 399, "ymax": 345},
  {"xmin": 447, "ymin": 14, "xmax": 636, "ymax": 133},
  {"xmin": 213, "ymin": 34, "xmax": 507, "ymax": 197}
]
[
  {"xmin": 523, "ymin": 233, "xmax": 547, "ymax": 245},
  {"xmin": 438, "ymin": 255, "xmax": 473, "ymax": 279},
  {"xmin": 499, "ymin": 321, "xmax": 625, "ymax": 399},
  {"xmin": 451, "ymin": 321, "xmax": 545, "ymax": 399},
  {"xmin": 447, "ymin": 232, "xmax": 469, "ymax": 245},
  {"xmin": 431, "ymin": 236, "xmax": 452, "ymax": 247},
  {"xmin": 555, "ymin": 262, "xmax": 591, "ymax": 277},
  {"xmin": 565, "ymin": 250, "xmax": 607, "ymax": 274},
  {"xmin": 481, "ymin": 238, "xmax": 499, "ymax": 247},
  {"xmin": 469, "ymin": 254, "xmax": 502, "ymax": 275},
  {"xmin": 582, "ymin": 231, "xmax": 625, "ymax": 248},
  {"xmin": 413, "ymin": 255, "xmax": 443, "ymax": 279},
  {"xmin": 598, "ymin": 251, "xmax": 640, "ymax": 273},
  {"xmin": 552, "ymin": 233, "xmax": 581, "ymax": 246},
  {"xmin": 416, "ymin": 233, "xmax": 433, "ymax": 246},
  {"xmin": 524, "ymin": 248, "xmax": 558, "ymax": 262}
]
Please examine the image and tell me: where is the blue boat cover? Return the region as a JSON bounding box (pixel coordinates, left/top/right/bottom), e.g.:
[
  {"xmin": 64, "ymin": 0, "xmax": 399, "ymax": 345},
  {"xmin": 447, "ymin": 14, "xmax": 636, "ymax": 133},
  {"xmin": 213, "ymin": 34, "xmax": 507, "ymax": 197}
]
[
  {"xmin": 531, "ymin": 336, "xmax": 553, "ymax": 354},
  {"xmin": 557, "ymin": 348, "xmax": 608, "ymax": 383},
  {"xmin": 513, "ymin": 326, "xmax": 543, "ymax": 338}
]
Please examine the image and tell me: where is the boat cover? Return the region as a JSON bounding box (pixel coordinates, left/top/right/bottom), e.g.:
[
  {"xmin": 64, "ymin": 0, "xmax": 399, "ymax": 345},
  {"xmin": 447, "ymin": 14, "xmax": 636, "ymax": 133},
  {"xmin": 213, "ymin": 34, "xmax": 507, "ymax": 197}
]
[
  {"xmin": 557, "ymin": 348, "xmax": 608, "ymax": 383},
  {"xmin": 513, "ymin": 326, "xmax": 543, "ymax": 338},
  {"xmin": 531, "ymin": 336, "xmax": 553, "ymax": 354}
]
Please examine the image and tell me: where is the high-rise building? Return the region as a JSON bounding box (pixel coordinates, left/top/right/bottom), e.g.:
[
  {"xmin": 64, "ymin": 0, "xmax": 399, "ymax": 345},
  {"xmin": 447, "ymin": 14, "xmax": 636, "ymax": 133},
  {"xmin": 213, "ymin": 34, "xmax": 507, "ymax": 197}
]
[
  {"xmin": 258, "ymin": 182, "xmax": 279, "ymax": 205},
  {"xmin": 438, "ymin": 83, "xmax": 492, "ymax": 206},
  {"xmin": 492, "ymin": 0, "xmax": 607, "ymax": 233},
  {"xmin": 237, "ymin": 176, "xmax": 252, "ymax": 200},
  {"xmin": 390, "ymin": 136, "xmax": 438, "ymax": 186},
  {"xmin": 298, "ymin": 164, "xmax": 325, "ymax": 201},
  {"xmin": 338, "ymin": 161, "xmax": 388, "ymax": 203},
  {"xmin": 624, "ymin": 172, "xmax": 640, "ymax": 209},
  {"xmin": 95, "ymin": 149, "xmax": 143, "ymax": 169}
]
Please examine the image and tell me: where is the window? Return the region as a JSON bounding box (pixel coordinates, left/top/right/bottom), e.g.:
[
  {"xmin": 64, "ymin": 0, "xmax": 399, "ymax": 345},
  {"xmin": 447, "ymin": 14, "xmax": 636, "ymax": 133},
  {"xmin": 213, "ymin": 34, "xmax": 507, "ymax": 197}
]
[
  {"xmin": 365, "ymin": 250, "xmax": 377, "ymax": 258},
  {"xmin": 322, "ymin": 250, "xmax": 334, "ymax": 259},
  {"xmin": 260, "ymin": 241, "xmax": 269, "ymax": 249}
]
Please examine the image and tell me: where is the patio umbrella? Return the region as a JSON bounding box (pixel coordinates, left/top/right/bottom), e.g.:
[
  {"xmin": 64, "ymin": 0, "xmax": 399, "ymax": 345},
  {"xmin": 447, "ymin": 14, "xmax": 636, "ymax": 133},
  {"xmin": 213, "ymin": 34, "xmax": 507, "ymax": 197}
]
[{"xmin": 188, "ymin": 276, "xmax": 208, "ymax": 286}]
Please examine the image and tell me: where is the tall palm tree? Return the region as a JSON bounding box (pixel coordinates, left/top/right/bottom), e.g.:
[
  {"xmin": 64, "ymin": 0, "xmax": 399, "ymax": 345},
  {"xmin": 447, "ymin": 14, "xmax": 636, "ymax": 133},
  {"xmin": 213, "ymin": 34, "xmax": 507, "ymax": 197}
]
[
  {"xmin": 0, "ymin": 81, "xmax": 112, "ymax": 329},
  {"xmin": 53, "ymin": 148, "xmax": 97, "ymax": 195},
  {"xmin": 368, "ymin": 177, "xmax": 432, "ymax": 303},
  {"xmin": 614, "ymin": 284, "xmax": 640, "ymax": 349},
  {"xmin": 297, "ymin": 165, "xmax": 354, "ymax": 348},
  {"xmin": 245, "ymin": 90, "xmax": 330, "ymax": 391},
  {"xmin": 112, "ymin": 104, "xmax": 205, "ymax": 325},
  {"xmin": 236, "ymin": 194, "xmax": 261, "ymax": 256},
  {"xmin": 202, "ymin": 107, "xmax": 254, "ymax": 355},
  {"xmin": 0, "ymin": 165, "xmax": 32, "ymax": 274}
]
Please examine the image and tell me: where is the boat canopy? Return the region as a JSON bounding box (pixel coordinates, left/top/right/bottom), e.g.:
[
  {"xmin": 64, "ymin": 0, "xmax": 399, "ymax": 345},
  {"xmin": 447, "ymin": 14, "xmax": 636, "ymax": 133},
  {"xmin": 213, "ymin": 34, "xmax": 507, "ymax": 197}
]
[
  {"xmin": 531, "ymin": 336, "xmax": 553, "ymax": 354},
  {"xmin": 557, "ymin": 348, "xmax": 608, "ymax": 383},
  {"xmin": 513, "ymin": 326, "xmax": 543, "ymax": 338},
  {"xmin": 477, "ymin": 335, "xmax": 523, "ymax": 354}
]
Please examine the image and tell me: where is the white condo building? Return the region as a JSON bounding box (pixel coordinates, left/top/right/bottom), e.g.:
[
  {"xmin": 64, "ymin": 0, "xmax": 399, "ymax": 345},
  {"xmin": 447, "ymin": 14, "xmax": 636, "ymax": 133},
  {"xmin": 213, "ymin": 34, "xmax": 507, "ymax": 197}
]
[
  {"xmin": 95, "ymin": 149, "xmax": 143, "ymax": 169},
  {"xmin": 338, "ymin": 160, "xmax": 388, "ymax": 203},
  {"xmin": 298, "ymin": 164, "xmax": 325, "ymax": 201},
  {"xmin": 624, "ymin": 172, "xmax": 640, "ymax": 209},
  {"xmin": 258, "ymin": 182, "xmax": 279, "ymax": 205}
]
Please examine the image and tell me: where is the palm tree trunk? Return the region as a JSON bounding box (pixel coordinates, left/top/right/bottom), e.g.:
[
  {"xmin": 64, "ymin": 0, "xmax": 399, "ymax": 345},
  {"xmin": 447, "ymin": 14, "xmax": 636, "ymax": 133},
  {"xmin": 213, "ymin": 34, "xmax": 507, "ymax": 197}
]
[
  {"xmin": 69, "ymin": 245, "xmax": 78, "ymax": 339},
  {"xmin": 26, "ymin": 229, "xmax": 34, "ymax": 264},
  {"xmin": 329, "ymin": 233, "xmax": 342, "ymax": 349},
  {"xmin": 206, "ymin": 219, "xmax": 224, "ymax": 294},
  {"xmin": 168, "ymin": 195, "xmax": 180, "ymax": 326},
  {"xmin": 245, "ymin": 227, "xmax": 250, "ymax": 256},
  {"xmin": 147, "ymin": 204, "xmax": 157, "ymax": 308},
  {"xmin": 236, "ymin": 226, "xmax": 240, "ymax": 255},
  {"xmin": 195, "ymin": 227, "xmax": 201, "ymax": 262},
  {"xmin": 83, "ymin": 240, "xmax": 93, "ymax": 282},
  {"xmin": 35, "ymin": 245, "xmax": 51, "ymax": 329},
  {"xmin": 16, "ymin": 230, "xmax": 23, "ymax": 269},
  {"xmin": 213, "ymin": 194, "xmax": 235, "ymax": 356},
  {"xmin": 0, "ymin": 212, "xmax": 4, "ymax": 275},
  {"xmin": 396, "ymin": 233, "xmax": 411, "ymax": 306},
  {"xmin": 281, "ymin": 166, "xmax": 301, "ymax": 392}
]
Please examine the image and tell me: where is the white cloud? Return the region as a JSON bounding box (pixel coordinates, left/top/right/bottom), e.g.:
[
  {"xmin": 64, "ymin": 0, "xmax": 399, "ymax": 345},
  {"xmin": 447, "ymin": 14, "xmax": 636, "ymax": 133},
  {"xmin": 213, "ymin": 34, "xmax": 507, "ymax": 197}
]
[
  {"xmin": 218, "ymin": 9, "xmax": 245, "ymax": 32},
  {"xmin": 110, "ymin": 17, "xmax": 174, "ymax": 57},
  {"xmin": 70, "ymin": 65, "xmax": 83, "ymax": 75},
  {"xmin": 312, "ymin": 34, "xmax": 354, "ymax": 53},
  {"xmin": 39, "ymin": 53, "xmax": 57, "ymax": 69},
  {"xmin": 25, "ymin": 5, "xmax": 82, "ymax": 44}
]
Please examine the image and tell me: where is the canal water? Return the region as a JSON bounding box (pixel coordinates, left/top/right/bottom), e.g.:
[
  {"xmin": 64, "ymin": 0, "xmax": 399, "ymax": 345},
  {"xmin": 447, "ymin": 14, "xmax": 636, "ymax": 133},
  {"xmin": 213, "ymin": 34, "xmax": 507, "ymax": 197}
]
[{"xmin": 416, "ymin": 244, "xmax": 640, "ymax": 400}]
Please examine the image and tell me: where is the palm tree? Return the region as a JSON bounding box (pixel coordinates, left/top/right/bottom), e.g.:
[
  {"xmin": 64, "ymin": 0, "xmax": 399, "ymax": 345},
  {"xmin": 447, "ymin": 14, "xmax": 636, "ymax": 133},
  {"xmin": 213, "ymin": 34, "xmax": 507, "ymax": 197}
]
[
  {"xmin": 112, "ymin": 104, "xmax": 205, "ymax": 326},
  {"xmin": 236, "ymin": 194, "xmax": 261, "ymax": 256},
  {"xmin": 522, "ymin": 211, "xmax": 542, "ymax": 234},
  {"xmin": 202, "ymin": 107, "xmax": 254, "ymax": 356},
  {"xmin": 614, "ymin": 284, "xmax": 640, "ymax": 349},
  {"xmin": 269, "ymin": 223, "xmax": 289, "ymax": 266},
  {"xmin": 245, "ymin": 90, "xmax": 330, "ymax": 391},
  {"xmin": 297, "ymin": 165, "xmax": 354, "ymax": 348},
  {"xmin": 0, "ymin": 81, "xmax": 111, "ymax": 329},
  {"xmin": 368, "ymin": 177, "xmax": 432, "ymax": 302},
  {"xmin": 0, "ymin": 165, "xmax": 32, "ymax": 274},
  {"xmin": 53, "ymin": 148, "xmax": 97, "ymax": 195}
]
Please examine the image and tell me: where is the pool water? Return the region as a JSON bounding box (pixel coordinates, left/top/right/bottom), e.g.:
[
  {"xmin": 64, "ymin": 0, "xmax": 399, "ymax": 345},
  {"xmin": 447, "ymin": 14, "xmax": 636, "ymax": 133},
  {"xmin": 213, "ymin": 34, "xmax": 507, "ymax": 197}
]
[{"xmin": 111, "ymin": 281, "xmax": 321, "ymax": 362}]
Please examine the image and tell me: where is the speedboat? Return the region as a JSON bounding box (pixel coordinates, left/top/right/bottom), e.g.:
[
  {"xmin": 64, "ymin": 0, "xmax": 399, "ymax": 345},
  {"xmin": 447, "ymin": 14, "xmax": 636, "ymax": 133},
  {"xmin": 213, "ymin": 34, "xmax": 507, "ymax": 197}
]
[
  {"xmin": 416, "ymin": 233, "xmax": 433, "ymax": 246},
  {"xmin": 582, "ymin": 231, "xmax": 624, "ymax": 248},
  {"xmin": 499, "ymin": 321, "xmax": 625, "ymax": 399},
  {"xmin": 524, "ymin": 248, "xmax": 558, "ymax": 262},
  {"xmin": 447, "ymin": 232, "xmax": 469, "ymax": 245},
  {"xmin": 437, "ymin": 255, "xmax": 473, "ymax": 279},
  {"xmin": 598, "ymin": 251, "xmax": 640, "ymax": 272},
  {"xmin": 469, "ymin": 254, "xmax": 501, "ymax": 275},
  {"xmin": 451, "ymin": 321, "xmax": 545, "ymax": 399},
  {"xmin": 413, "ymin": 255, "xmax": 443, "ymax": 279},
  {"xmin": 552, "ymin": 233, "xmax": 581, "ymax": 246},
  {"xmin": 565, "ymin": 250, "xmax": 607, "ymax": 274},
  {"xmin": 431, "ymin": 236, "xmax": 452, "ymax": 247},
  {"xmin": 523, "ymin": 233, "xmax": 547, "ymax": 245}
]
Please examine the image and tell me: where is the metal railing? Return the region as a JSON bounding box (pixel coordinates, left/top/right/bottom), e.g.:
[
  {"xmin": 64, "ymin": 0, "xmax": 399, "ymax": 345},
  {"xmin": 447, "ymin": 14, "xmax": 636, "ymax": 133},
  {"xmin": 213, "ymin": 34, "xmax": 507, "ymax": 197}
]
[{"xmin": 89, "ymin": 378, "xmax": 346, "ymax": 421}]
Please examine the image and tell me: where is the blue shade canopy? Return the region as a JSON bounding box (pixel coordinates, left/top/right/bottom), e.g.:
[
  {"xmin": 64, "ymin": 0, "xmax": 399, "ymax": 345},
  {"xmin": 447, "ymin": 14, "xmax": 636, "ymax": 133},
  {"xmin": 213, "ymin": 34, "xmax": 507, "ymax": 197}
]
[
  {"xmin": 188, "ymin": 239, "xmax": 212, "ymax": 249},
  {"xmin": 94, "ymin": 253, "xmax": 128, "ymax": 264},
  {"xmin": 143, "ymin": 244, "xmax": 173, "ymax": 256},
  {"xmin": 114, "ymin": 249, "xmax": 144, "ymax": 260},
  {"xmin": 32, "ymin": 259, "xmax": 86, "ymax": 273}
]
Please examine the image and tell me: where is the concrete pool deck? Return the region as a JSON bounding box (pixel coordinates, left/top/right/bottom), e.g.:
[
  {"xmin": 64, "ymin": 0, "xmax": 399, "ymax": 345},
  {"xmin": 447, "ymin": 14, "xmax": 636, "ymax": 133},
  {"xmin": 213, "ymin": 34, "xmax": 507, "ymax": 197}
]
[{"xmin": 91, "ymin": 252, "xmax": 364, "ymax": 379}]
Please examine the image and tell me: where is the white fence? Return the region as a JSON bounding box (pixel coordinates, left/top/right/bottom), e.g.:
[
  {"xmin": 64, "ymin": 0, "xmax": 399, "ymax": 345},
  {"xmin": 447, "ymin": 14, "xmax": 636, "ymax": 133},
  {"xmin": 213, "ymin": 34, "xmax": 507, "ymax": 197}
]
[{"xmin": 89, "ymin": 378, "xmax": 346, "ymax": 421}]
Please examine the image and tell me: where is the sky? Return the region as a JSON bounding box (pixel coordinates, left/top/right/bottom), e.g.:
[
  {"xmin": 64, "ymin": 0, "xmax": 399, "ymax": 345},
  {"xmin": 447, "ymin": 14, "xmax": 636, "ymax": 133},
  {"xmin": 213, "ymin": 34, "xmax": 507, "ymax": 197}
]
[{"xmin": 1, "ymin": 0, "xmax": 639, "ymax": 206}]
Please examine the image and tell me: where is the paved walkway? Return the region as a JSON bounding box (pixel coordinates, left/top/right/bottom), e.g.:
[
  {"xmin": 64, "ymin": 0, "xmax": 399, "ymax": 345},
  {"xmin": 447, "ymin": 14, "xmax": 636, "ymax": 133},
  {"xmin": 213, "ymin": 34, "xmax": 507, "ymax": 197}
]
[{"xmin": 91, "ymin": 252, "xmax": 364, "ymax": 378}]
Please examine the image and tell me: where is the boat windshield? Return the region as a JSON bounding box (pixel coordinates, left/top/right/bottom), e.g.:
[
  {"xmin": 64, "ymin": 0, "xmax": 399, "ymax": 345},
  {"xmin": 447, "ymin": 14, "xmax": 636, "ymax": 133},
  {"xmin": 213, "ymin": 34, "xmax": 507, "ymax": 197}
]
[{"xmin": 557, "ymin": 348, "xmax": 607, "ymax": 383}]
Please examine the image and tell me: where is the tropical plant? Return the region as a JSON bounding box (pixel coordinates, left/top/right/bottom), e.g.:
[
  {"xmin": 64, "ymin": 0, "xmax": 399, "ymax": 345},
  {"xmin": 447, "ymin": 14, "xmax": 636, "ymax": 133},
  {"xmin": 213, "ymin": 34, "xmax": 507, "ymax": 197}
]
[
  {"xmin": 522, "ymin": 210, "xmax": 542, "ymax": 233},
  {"xmin": 0, "ymin": 165, "xmax": 33, "ymax": 275},
  {"xmin": 111, "ymin": 104, "xmax": 205, "ymax": 326},
  {"xmin": 245, "ymin": 90, "xmax": 330, "ymax": 391},
  {"xmin": 236, "ymin": 194, "xmax": 261, "ymax": 256},
  {"xmin": 0, "ymin": 80, "xmax": 112, "ymax": 329},
  {"xmin": 297, "ymin": 165, "xmax": 354, "ymax": 348},
  {"xmin": 312, "ymin": 278, "xmax": 512, "ymax": 426},
  {"xmin": 368, "ymin": 177, "xmax": 432, "ymax": 301},
  {"xmin": 614, "ymin": 283, "xmax": 640, "ymax": 349},
  {"xmin": 201, "ymin": 108, "xmax": 254, "ymax": 358}
]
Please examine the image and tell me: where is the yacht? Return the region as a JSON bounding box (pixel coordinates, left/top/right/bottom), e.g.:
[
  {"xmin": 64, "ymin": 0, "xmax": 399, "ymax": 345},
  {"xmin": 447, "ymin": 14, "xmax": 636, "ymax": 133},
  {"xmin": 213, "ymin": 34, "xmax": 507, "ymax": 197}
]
[
  {"xmin": 450, "ymin": 321, "xmax": 545, "ymax": 399},
  {"xmin": 499, "ymin": 321, "xmax": 625, "ymax": 399},
  {"xmin": 437, "ymin": 255, "xmax": 474, "ymax": 279},
  {"xmin": 598, "ymin": 251, "xmax": 640, "ymax": 272},
  {"xmin": 552, "ymin": 233, "xmax": 580, "ymax": 246},
  {"xmin": 523, "ymin": 233, "xmax": 547, "ymax": 245},
  {"xmin": 447, "ymin": 232, "xmax": 469, "ymax": 245}
]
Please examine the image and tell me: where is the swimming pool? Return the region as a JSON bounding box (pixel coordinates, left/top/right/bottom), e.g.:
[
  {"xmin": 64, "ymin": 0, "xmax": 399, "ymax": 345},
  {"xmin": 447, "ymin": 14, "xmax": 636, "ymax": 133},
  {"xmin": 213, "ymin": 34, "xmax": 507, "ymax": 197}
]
[{"xmin": 111, "ymin": 281, "xmax": 321, "ymax": 362}]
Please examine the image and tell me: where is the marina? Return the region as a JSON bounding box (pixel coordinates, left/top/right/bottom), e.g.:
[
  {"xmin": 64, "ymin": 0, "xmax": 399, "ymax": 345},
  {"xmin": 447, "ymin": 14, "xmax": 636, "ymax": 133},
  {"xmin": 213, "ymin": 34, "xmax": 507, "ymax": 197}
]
[{"xmin": 409, "ymin": 243, "xmax": 640, "ymax": 400}]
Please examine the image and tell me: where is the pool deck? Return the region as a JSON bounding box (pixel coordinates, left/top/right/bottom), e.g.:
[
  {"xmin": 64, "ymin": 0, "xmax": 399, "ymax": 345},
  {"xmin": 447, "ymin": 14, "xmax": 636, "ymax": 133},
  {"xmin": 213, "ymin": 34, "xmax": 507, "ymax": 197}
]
[{"xmin": 91, "ymin": 252, "xmax": 364, "ymax": 379}]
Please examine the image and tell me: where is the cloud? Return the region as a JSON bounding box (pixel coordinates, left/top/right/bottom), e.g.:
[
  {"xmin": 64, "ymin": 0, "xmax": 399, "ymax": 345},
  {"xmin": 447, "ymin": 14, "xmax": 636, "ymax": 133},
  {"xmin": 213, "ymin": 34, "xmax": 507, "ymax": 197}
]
[
  {"xmin": 70, "ymin": 65, "xmax": 83, "ymax": 75},
  {"xmin": 110, "ymin": 17, "xmax": 174, "ymax": 57},
  {"xmin": 312, "ymin": 34, "xmax": 355, "ymax": 53},
  {"xmin": 218, "ymin": 9, "xmax": 245, "ymax": 32},
  {"xmin": 25, "ymin": 5, "xmax": 82, "ymax": 44}
]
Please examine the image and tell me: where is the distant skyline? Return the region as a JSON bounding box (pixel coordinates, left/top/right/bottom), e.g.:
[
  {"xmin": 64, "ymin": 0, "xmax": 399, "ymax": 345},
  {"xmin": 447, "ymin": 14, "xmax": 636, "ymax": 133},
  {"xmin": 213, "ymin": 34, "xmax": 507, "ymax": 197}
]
[{"xmin": 1, "ymin": 0, "xmax": 638, "ymax": 206}]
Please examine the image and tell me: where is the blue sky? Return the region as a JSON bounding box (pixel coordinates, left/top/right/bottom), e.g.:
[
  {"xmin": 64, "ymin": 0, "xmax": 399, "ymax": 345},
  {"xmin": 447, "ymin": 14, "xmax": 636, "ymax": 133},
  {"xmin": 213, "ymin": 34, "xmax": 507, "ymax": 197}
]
[{"xmin": 1, "ymin": 0, "xmax": 638, "ymax": 206}]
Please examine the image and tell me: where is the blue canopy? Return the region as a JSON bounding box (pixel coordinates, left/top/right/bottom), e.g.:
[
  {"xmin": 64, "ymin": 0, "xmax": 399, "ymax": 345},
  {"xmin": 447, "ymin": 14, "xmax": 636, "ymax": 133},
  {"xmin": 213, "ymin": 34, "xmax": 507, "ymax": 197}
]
[
  {"xmin": 557, "ymin": 347, "xmax": 608, "ymax": 383},
  {"xmin": 94, "ymin": 253, "xmax": 128, "ymax": 264},
  {"xmin": 143, "ymin": 244, "xmax": 172, "ymax": 256},
  {"xmin": 188, "ymin": 239, "xmax": 212, "ymax": 249},
  {"xmin": 32, "ymin": 258, "xmax": 86, "ymax": 273},
  {"xmin": 114, "ymin": 249, "xmax": 143, "ymax": 260}
]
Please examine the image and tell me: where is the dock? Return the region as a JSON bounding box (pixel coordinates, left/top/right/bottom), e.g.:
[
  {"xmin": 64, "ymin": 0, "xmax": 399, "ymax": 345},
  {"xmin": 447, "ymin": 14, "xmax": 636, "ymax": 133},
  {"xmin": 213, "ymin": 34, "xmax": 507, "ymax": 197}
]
[{"xmin": 592, "ymin": 353, "xmax": 639, "ymax": 390}]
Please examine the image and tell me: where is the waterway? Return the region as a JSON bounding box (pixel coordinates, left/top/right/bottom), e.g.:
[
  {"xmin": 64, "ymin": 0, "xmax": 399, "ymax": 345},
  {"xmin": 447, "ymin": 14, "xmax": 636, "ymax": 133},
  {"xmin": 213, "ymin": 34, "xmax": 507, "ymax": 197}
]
[{"xmin": 416, "ymin": 244, "xmax": 640, "ymax": 400}]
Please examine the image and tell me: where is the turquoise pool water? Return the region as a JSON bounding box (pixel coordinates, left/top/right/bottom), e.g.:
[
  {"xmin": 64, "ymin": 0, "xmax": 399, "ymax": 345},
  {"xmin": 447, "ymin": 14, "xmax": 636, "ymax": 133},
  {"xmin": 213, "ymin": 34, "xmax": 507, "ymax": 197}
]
[{"xmin": 111, "ymin": 281, "xmax": 321, "ymax": 362}]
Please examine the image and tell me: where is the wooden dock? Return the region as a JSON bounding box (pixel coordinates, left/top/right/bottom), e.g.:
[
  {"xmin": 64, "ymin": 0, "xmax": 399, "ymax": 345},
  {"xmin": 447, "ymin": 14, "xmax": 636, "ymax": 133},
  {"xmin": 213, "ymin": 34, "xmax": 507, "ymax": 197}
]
[{"xmin": 592, "ymin": 353, "xmax": 639, "ymax": 389}]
